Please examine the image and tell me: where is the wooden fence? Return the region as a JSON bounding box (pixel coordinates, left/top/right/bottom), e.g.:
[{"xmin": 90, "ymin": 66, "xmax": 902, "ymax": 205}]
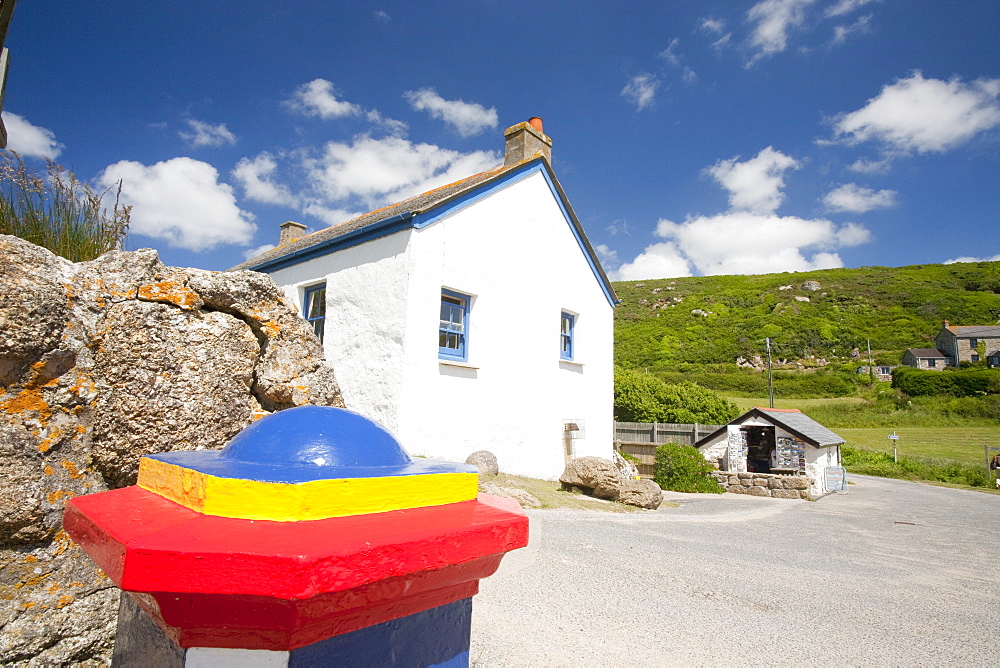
[{"xmin": 614, "ymin": 421, "xmax": 723, "ymax": 479}]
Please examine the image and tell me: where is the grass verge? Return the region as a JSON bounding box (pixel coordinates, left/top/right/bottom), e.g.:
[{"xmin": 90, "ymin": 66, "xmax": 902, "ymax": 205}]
[
  {"xmin": 481, "ymin": 473, "xmax": 676, "ymax": 512},
  {"xmin": 843, "ymin": 445, "xmax": 996, "ymax": 490},
  {"xmin": 838, "ymin": 427, "xmax": 1000, "ymax": 466}
]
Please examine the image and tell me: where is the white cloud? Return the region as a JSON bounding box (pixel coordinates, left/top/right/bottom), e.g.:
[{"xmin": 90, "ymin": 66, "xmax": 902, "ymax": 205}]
[
  {"xmin": 179, "ymin": 119, "xmax": 237, "ymax": 148},
  {"xmin": 2, "ymin": 112, "xmax": 63, "ymax": 159},
  {"xmin": 822, "ymin": 183, "xmax": 897, "ymax": 212},
  {"xmin": 284, "ymin": 79, "xmax": 361, "ymax": 120},
  {"xmin": 594, "ymin": 243, "xmax": 619, "ymax": 266},
  {"xmin": 745, "ymin": 0, "xmax": 818, "ymax": 65},
  {"xmin": 653, "ymin": 212, "xmax": 868, "ymax": 275},
  {"xmin": 945, "ymin": 253, "xmax": 1000, "ymax": 264},
  {"xmin": 615, "ymin": 145, "xmax": 873, "ymax": 279},
  {"xmin": 660, "ymin": 38, "xmax": 682, "ymax": 66},
  {"xmin": 830, "ymin": 71, "xmax": 1000, "ymax": 154},
  {"xmin": 847, "ymin": 156, "xmax": 891, "ymax": 174},
  {"xmin": 302, "ymin": 135, "xmax": 498, "ymax": 208},
  {"xmin": 373, "ymin": 10, "xmax": 391, "ymax": 21},
  {"xmin": 97, "ymin": 157, "xmax": 255, "ymax": 251},
  {"xmin": 403, "ymin": 88, "xmax": 498, "ymax": 137},
  {"xmin": 232, "ymin": 152, "xmax": 297, "ymax": 206},
  {"xmin": 699, "ymin": 17, "xmax": 726, "ymax": 34},
  {"xmin": 706, "ymin": 147, "xmax": 800, "ymax": 214},
  {"xmin": 621, "ymin": 73, "xmax": 660, "ymax": 111},
  {"xmin": 365, "ymin": 109, "xmax": 408, "ymax": 136},
  {"xmin": 825, "ymin": 0, "xmax": 879, "ymax": 17},
  {"xmin": 243, "ymin": 243, "xmax": 275, "ymax": 260},
  {"xmin": 831, "ymin": 14, "xmax": 872, "ymax": 43},
  {"xmin": 612, "ymin": 242, "xmax": 693, "ymax": 281}
]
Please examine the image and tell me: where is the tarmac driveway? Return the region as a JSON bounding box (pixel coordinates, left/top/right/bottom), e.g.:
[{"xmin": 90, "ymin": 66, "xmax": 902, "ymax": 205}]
[{"xmin": 470, "ymin": 475, "xmax": 1000, "ymax": 666}]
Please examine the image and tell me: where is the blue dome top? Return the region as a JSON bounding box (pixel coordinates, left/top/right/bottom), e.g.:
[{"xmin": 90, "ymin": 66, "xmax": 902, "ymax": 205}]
[{"xmin": 221, "ymin": 406, "xmax": 411, "ymax": 468}]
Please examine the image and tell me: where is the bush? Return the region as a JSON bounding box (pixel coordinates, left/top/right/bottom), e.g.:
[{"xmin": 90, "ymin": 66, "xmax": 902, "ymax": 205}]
[
  {"xmin": 0, "ymin": 152, "xmax": 130, "ymax": 261},
  {"xmin": 653, "ymin": 443, "xmax": 724, "ymax": 493},
  {"xmin": 892, "ymin": 366, "xmax": 1000, "ymax": 397},
  {"xmin": 614, "ymin": 367, "xmax": 740, "ymax": 423}
]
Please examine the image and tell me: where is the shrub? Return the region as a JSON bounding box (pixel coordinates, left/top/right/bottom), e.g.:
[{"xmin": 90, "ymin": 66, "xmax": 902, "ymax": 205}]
[
  {"xmin": 614, "ymin": 367, "xmax": 740, "ymax": 423},
  {"xmin": 892, "ymin": 366, "xmax": 1000, "ymax": 397},
  {"xmin": 0, "ymin": 152, "xmax": 130, "ymax": 261},
  {"xmin": 653, "ymin": 443, "xmax": 724, "ymax": 493}
]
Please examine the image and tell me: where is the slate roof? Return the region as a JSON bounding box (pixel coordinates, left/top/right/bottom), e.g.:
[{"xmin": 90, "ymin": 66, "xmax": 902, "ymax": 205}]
[
  {"xmin": 230, "ymin": 164, "xmax": 509, "ymax": 272},
  {"xmin": 905, "ymin": 348, "xmax": 947, "ymax": 358},
  {"xmin": 228, "ymin": 156, "xmax": 617, "ymax": 308},
  {"xmin": 696, "ymin": 407, "xmax": 845, "ymax": 449},
  {"xmin": 943, "ymin": 325, "xmax": 1000, "ymax": 338}
]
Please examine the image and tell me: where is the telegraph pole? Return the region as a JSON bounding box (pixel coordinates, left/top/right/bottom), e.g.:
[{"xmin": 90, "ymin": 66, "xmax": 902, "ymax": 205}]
[
  {"xmin": 766, "ymin": 337, "xmax": 774, "ymax": 408},
  {"xmin": 867, "ymin": 339, "xmax": 874, "ymax": 385}
]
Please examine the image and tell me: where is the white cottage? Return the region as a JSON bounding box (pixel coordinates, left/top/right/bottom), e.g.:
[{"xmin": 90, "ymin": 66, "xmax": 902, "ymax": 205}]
[
  {"xmin": 232, "ymin": 119, "xmax": 618, "ymax": 480},
  {"xmin": 695, "ymin": 407, "xmax": 845, "ymax": 497}
]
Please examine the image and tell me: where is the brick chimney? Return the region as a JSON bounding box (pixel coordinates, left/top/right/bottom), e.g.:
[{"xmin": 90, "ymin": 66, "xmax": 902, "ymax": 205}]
[
  {"xmin": 503, "ymin": 117, "xmax": 552, "ymax": 167},
  {"xmin": 279, "ymin": 221, "xmax": 307, "ymax": 245}
]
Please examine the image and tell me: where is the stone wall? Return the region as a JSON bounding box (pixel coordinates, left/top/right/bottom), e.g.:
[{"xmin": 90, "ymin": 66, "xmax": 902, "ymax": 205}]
[{"xmin": 711, "ymin": 471, "xmax": 811, "ymax": 500}]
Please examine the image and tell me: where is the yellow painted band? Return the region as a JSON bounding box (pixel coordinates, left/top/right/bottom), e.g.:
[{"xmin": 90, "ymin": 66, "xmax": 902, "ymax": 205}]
[{"xmin": 137, "ymin": 458, "xmax": 479, "ymax": 521}]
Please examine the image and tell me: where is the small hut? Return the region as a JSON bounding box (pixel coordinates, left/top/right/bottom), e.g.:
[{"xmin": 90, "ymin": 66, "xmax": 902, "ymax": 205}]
[{"xmin": 695, "ymin": 407, "xmax": 845, "ymax": 497}]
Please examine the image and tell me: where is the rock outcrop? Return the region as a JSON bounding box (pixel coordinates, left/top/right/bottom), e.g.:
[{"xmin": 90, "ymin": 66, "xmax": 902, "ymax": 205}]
[
  {"xmin": 0, "ymin": 236, "xmax": 344, "ymax": 665},
  {"xmin": 465, "ymin": 450, "xmax": 499, "ymax": 476},
  {"xmin": 560, "ymin": 456, "xmax": 663, "ymax": 510}
]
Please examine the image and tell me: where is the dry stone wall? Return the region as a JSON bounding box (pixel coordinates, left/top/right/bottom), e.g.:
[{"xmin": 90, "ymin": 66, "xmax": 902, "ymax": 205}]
[
  {"xmin": 0, "ymin": 236, "xmax": 344, "ymax": 665},
  {"xmin": 711, "ymin": 471, "xmax": 812, "ymax": 500}
]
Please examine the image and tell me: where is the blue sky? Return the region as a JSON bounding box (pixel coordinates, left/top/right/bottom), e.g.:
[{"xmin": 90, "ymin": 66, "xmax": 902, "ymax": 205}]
[{"xmin": 4, "ymin": 1, "xmax": 998, "ymax": 279}]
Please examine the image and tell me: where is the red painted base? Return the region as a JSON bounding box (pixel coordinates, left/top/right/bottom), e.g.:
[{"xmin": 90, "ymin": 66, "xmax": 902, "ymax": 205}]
[{"xmin": 65, "ymin": 487, "xmax": 527, "ymax": 651}]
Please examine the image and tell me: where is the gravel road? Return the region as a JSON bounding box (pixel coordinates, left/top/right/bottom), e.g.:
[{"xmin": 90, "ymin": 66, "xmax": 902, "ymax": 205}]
[{"xmin": 470, "ymin": 475, "xmax": 1000, "ymax": 666}]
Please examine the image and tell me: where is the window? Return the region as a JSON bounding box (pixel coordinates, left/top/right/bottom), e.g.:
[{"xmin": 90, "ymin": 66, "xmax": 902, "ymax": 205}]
[
  {"xmin": 439, "ymin": 290, "xmax": 469, "ymax": 361},
  {"xmin": 303, "ymin": 283, "xmax": 326, "ymax": 342},
  {"xmin": 928, "ymin": 358, "xmax": 936, "ymax": 367},
  {"xmin": 560, "ymin": 312, "xmax": 575, "ymax": 360},
  {"xmin": 970, "ymin": 338, "xmax": 978, "ymax": 349},
  {"xmin": 972, "ymin": 354, "xmax": 980, "ymax": 362}
]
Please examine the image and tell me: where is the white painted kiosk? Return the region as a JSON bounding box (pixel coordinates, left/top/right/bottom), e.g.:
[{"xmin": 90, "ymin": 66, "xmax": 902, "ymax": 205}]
[{"xmin": 696, "ymin": 407, "xmax": 845, "ymax": 497}]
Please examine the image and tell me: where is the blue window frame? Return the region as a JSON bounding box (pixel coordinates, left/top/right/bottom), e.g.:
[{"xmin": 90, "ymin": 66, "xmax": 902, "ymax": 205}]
[
  {"xmin": 560, "ymin": 312, "xmax": 575, "ymax": 360},
  {"xmin": 303, "ymin": 283, "xmax": 326, "ymax": 342},
  {"xmin": 439, "ymin": 289, "xmax": 469, "ymax": 361}
]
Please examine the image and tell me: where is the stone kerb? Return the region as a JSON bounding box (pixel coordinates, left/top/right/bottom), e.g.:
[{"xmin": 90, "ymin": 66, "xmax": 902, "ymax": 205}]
[
  {"xmin": 711, "ymin": 471, "xmax": 812, "ymax": 500},
  {"xmin": 64, "ymin": 405, "xmax": 529, "ymax": 666}
]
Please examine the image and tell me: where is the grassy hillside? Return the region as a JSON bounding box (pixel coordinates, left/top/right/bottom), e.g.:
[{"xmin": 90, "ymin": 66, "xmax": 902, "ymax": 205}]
[{"xmin": 613, "ymin": 262, "xmax": 1000, "ymax": 381}]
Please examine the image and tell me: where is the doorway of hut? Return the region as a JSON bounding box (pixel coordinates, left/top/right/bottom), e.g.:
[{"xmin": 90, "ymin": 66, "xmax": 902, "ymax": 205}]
[{"xmin": 743, "ymin": 425, "xmax": 775, "ymax": 473}]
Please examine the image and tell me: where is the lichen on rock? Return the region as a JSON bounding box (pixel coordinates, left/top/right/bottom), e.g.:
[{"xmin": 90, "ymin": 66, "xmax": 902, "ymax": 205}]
[{"xmin": 0, "ymin": 235, "xmax": 344, "ymax": 665}]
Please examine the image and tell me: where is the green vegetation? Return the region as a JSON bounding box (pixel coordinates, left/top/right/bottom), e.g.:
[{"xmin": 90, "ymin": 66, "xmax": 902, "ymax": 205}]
[
  {"xmin": 653, "ymin": 443, "xmax": 724, "ymax": 494},
  {"xmin": 891, "ymin": 366, "xmax": 1000, "ymax": 397},
  {"xmin": 614, "ymin": 366, "xmax": 740, "ymax": 424},
  {"xmin": 0, "ymin": 152, "xmax": 130, "ymax": 261},
  {"xmin": 612, "ymin": 263, "xmax": 1000, "ymax": 393},
  {"xmin": 842, "ymin": 446, "xmax": 994, "ymax": 489}
]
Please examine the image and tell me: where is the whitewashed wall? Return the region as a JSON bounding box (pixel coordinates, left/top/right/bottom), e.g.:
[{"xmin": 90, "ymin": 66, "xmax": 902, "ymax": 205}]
[
  {"xmin": 267, "ymin": 170, "xmax": 613, "ymax": 480},
  {"xmin": 398, "ymin": 170, "xmax": 614, "ymax": 479},
  {"xmin": 267, "ymin": 231, "xmax": 413, "ymax": 431}
]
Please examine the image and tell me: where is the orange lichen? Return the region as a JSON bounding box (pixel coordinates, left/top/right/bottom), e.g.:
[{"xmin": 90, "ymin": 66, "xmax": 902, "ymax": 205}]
[
  {"xmin": 59, "ymin": 460, "xmax": 84, "ymax": 479},
  {"xmin": 47, "ymin": 583, "xmax": 61, "ymax": 593},
  {"xmin": 56, "ymin": 595, "xmax": 74, "ymax": 609},
  {"xmin": 38, "ymin": 428, "xmax": 63, "ymax": 453},
  {"xmin": 138, "ymin": 280, "xmax": 200, "ymax": 310},
  {"xmin": 21, "ymin": 601, "xmax": 36, "ymax": 610},
  {"xmin": 23, "ymin": 555, "xmax": 37, "ymax": 563},
  {"xmin": 1, "ymin": 388, "xmax": 52, "ymax": 421},
  {"xmin": 262, "ymin": 320, "xmax": 281, "ymax": 337},
  {"xmin": 43, "ymin": 465, "xmax": 54, "ymax": 476},
  {"xmin": 47, "ymin": 490, "xmax": 72, "ymax": 504}
]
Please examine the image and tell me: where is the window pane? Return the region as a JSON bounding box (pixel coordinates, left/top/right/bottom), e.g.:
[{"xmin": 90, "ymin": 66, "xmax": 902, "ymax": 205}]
[{"xmin": 307, "ymin": 288, "xmax": 326, "ymax": 319}]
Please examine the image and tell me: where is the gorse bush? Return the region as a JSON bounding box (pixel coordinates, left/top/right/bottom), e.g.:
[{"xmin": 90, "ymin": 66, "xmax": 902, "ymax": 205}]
[
  {"xmin": 653, "ymin": 443, "xmax": 724, "ymax": 493},
  {"xmin": 614, "ymin": 367, "xmax": 740, "ymax": 424},
  {"xmin": 842, "ymin": 446, "xmax": 994, "ymax": 488},
  {"xmin": 0, "ymin": 152, "xmax": 130, "ymax": 261}
]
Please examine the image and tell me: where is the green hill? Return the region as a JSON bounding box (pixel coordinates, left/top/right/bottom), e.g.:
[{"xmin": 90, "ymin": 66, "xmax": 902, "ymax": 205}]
[{"xmin": 612, "ymin": 261, "xmax": 1000, "ymax": 396}]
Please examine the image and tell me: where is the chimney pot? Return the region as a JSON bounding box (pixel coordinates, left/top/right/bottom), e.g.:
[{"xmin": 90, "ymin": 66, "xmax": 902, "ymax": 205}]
[
  {"xmin": 528, "ymin": 117, "xmax": 544, "ymax": 133},
  {"xmin": 279, "ymin": 221, "xmax": 307, "ymax": 246}
]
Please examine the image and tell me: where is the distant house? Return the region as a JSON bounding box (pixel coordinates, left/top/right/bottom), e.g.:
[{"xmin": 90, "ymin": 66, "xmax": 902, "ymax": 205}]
[
  {"xmin": 231, "ymin": 118, "xmax": 617, "ymax": 480},
  {"xmin": 902, "ymin": 348, "xmax": 948, "ymax": 370},
  {"xmin": 694, "ymin": 407, "xmax": 844, "ymax": 498},
  {"xmin": 857, "ymin": 365, "xmax": 896, "ymax": 382},
  {"xmin": 934, "ymin": 320, "xmax": 1000, "ymax": 367}
]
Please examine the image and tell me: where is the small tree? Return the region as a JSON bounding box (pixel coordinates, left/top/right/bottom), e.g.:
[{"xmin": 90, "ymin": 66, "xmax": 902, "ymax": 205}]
[
  {"xmin": 653, "ymin": 443, "xmax": 724, "ymax": 493},
  {"xmin": 0, "ymin": 152, "xmax": 130, "ymax": 261}
]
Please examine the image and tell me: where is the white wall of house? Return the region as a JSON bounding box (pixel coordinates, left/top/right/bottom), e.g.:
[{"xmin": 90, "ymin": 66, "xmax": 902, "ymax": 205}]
[
  {"xmin": 266, "ymin": 170, "xmax": 613, "ymax": 480},
  {"xmin": 268, "ymin": 231, "xmax": 413, "ymax": 431}
]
